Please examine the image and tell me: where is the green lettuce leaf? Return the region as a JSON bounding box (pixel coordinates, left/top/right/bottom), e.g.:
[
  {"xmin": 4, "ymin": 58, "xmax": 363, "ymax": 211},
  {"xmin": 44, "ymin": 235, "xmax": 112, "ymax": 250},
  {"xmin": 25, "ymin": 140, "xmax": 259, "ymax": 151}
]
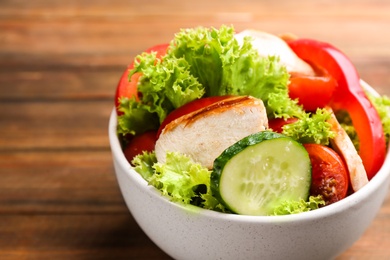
[
  {"xmin": 168, "ymin": 26, "xmax": 229, "ymax": 97},
  {"xmin": 368, "ymin": 93, "xmax": 390, "ymax": 144},
  {"xmin": 282, "ymin": 108, "xmax": 335, "ymax": 145},
  {"xmin": 267, "ymin": 85, "xmax": 305, "ymax": 119},
  {"xmin": 272, "ymin": 195, "xmax": 326, "ymax": 215},
  {"xmin": 117, "ymin": 97, "xmax": 160, "ymax": 136},
  {"xmin": 132, "ymin": 53, "xmax": 205, "ymax": 121},
  {"xmin": 150, "ymin": 152, "xmax": 224, "ymax": 209},
  {"xmin": 132, "ymin": 151, "xmax": 226, "ymax": 211},
  {"xmin": 170, "ymin": 25, "xmax": 300, "ymax": 119},
  {"xmin": 117, "ymin": 51, "xmax": 205, "ymax": 136},
  {"xmin": 131, "ymin": 151, "xmax": 157, "ymax": 181}
]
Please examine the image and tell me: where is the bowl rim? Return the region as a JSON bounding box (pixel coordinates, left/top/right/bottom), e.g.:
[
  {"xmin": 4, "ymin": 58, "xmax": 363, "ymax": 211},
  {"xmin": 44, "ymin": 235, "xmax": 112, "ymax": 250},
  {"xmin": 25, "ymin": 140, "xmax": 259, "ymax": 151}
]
[{"xmin": 109, "ymin": 80, "xmax": 390, "ymax": 223}]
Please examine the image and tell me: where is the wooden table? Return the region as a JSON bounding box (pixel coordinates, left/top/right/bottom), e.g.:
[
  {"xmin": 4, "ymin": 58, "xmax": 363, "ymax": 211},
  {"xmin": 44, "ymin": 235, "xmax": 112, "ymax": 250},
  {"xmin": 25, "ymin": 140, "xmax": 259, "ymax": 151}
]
[{"xmin": 1, "ymin": 0, "xmax": 389, "ymax": 259}]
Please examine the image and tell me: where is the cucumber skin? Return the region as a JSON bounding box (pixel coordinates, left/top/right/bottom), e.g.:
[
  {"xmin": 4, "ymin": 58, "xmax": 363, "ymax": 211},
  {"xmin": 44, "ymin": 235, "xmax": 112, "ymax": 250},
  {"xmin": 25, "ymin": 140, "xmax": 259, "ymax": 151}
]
[
  {"xmin": 210, "ymin": 131, "xmax": 309, "ymax": 214},
  {"xmin": 211, "ymin": 131, "xmax": 284, "ymax": 206}
]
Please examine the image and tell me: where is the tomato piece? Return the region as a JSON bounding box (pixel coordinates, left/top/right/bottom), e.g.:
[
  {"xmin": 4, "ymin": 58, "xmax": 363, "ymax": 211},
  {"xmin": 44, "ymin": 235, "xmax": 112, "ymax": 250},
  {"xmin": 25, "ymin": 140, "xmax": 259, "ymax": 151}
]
[
  {"xmin": 288, "ymin": 39, "xmax": 386, "ymax": 179},
  {"xmin": 288, "ymin": 75, "xmax": 337, "ymax": 111},
  {"xmin": 304, "ymin": 143, "xmax": 349, "ymax": 205},
  {"xmin": 268, "ymin": 118, "xmax": 298, "ymax": 133},
  {"xmin": 115, "ymin": 63, "xmax": 140, "ymax": 115},
  {"xmin": 115, "ymin": 43, "xmax": 169, "ymax": 115},
  {"xmin": 157, "ymin": 95, "xmax": 233, "ymax": 137},
  {"xmin": 123, "ymin": 130, "xmax": 158, "ymax": 164}
]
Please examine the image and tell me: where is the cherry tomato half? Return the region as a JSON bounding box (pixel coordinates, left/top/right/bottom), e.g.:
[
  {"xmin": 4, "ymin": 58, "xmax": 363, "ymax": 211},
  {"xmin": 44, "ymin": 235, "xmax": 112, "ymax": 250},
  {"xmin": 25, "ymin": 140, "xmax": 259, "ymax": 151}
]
[
  {"xmin": 157, "ymin": 95, "xmax": 233, "ymax": 137},
  {"xmin": 123, "ymin": 130, "xmax": 158, "ymax": 164},
  {"xmin": 268, "ymin": 117, "xmax": 298, "ymax": 133},
  {"xmin": 115, "ymin": 43, "xmax": 169, "ymax": 115},
  {"xmin": 304, "ymin": 143, "xmax": 349, "ymax": 205}
]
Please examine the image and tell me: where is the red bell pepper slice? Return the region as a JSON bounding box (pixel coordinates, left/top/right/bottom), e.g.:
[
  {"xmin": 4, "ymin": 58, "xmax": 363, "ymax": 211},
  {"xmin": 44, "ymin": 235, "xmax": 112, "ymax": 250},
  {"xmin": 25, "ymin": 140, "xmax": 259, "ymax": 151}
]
[
  {"xmin": 288, "ymin": 74, "xmax": 337, "ymax": 111},
  {"xmin": 288, "ymin": 38, "xmax": 386, "ymax": 179}
]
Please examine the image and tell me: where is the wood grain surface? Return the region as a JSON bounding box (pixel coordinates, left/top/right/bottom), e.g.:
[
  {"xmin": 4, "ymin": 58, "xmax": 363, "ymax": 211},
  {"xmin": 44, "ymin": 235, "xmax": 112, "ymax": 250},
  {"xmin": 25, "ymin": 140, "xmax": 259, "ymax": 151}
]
[{"xmin": 1, "ymin": 0, "xmax": 389, "ymax": 259}]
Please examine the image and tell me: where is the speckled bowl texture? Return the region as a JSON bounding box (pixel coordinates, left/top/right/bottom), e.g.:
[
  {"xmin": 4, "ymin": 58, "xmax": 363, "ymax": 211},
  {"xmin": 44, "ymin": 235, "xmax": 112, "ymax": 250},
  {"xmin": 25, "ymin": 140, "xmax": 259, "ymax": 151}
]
[{"xmin": 109, "ymin": 81, "xmax": 390, "ymax": 260}]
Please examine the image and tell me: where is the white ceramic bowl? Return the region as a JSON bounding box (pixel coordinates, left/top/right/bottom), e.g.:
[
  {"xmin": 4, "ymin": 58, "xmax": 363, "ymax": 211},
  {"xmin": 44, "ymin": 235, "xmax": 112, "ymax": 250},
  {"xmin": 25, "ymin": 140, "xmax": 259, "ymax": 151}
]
[{"xmin": 109, "ymin": 81, "xmax": 390, "ymax": 260}]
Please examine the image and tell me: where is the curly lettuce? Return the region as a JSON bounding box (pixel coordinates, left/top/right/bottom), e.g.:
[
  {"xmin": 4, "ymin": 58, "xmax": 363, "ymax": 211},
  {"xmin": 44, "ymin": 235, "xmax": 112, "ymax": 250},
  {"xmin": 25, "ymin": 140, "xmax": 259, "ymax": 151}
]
[
  {"xmin": 272, "ymin": 195, "xmax": 325, "ymax": 216},
  {"xmin": 281, "ymin": 108, "xmax": 335, "ymax": 145},
  {"xmin": 117, "ymin": 25, "xmax": 302, "ymax": 136},
  {"xmin": 368, "ymin": 93, "xmax": 390, "ymax": 144},
  {"xmin": 170, "ymin": 25, "xmax": 299, "ymax": 118},
  {"xmin": 133, "ymin": 151, "xmax": 225, "ymax": 211},
  {"xmin": 118, "ymin": 53, "xmax": 205, "ymax": 136},
  {"xmin": 131, "ymin": 151, "xmax": 157, "ymax": 181}
]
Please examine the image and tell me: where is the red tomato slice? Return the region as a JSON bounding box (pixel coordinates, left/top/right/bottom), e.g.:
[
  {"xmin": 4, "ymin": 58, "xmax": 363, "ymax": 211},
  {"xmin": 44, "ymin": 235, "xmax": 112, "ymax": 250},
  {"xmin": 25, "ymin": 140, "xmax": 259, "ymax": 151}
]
[
  {"xmin": 268, "ymin": 118, "xmax": 298, "ymax": 133},
  {"xmin": 123, "ymin": 130, "xmax": 158, "ymax": 164},
  {"xmin": 288, "ymin": 75, "xmax": 337, "ymax": 111},
  {"xmin": 303, "ymin": 143, "xmax": 349, "ymax": 205},
  {"xmin": 115, "ymin": 43, "xmax": 169, "ymax": 115},
  {"xmin": 157, "ymin": 95, "xmax": 233, "ymax": 137},
  {"xmin": 115, "ymin": 64, "xmax": 140, "ymax": 115}
]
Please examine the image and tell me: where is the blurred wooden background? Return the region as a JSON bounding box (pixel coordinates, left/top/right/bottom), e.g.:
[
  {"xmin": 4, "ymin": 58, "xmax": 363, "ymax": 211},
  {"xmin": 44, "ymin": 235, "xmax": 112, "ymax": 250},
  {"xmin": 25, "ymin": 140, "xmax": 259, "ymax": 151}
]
[{"xmin": 1, "ymin": 0, "xmax": 389, "ymax": 259}]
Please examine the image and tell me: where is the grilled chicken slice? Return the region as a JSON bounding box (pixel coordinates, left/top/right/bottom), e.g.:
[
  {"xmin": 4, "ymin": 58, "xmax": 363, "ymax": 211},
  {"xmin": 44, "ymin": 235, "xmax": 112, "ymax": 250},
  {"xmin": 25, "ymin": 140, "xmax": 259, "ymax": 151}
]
[
  {"xmin": 234, "ymin": 30, "xmax": 315, "ymax": 77},
  {"xmin": 327, "ymin": 108, "xmax": 369, "ymax": 191},
  {"xmin": 155, "ymin": 96, "xmax": 268, "ymax": 169}
]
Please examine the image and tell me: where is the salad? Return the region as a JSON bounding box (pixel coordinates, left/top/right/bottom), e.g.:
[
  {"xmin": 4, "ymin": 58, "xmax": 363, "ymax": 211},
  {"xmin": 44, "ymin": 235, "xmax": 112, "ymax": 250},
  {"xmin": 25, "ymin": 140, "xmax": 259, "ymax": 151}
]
[{"xmin": 115, "ymin": 25, "xmax": 390, "ymax": 216}]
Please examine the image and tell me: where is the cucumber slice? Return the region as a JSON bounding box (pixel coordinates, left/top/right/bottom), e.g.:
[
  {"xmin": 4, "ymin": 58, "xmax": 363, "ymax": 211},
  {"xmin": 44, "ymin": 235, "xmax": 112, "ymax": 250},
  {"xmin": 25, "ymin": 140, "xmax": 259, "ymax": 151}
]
[{"xmin": 211, "ymin": 131, "xmax": 311, "ymax": 216}]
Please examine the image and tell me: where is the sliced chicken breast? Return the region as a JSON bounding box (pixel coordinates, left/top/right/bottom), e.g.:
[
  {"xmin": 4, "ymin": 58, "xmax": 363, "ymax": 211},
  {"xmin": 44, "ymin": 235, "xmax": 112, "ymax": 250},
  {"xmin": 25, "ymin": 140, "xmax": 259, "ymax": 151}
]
[
  {"xmin": 234, "ymin": 29, "xmax": 315, "ymax": 77},
  {"xmin": 327, "ymin": 108, "xmax": 369, "ymax": 191},
  {"xmin": 155, "ymin": 96, "xmax": 268, "ymax": 169}
]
